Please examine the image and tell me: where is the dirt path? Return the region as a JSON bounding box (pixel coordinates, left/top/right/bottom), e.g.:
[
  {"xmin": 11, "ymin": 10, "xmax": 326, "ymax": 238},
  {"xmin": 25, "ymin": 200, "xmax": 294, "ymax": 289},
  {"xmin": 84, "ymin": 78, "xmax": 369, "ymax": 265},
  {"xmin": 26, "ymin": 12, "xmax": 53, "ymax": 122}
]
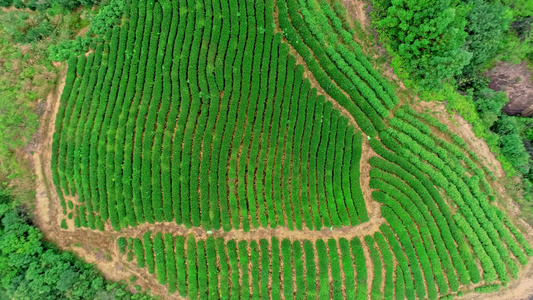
[
  {"xmin": 33, "ymin": 66, "xmax": 65, "ymax": 231},
  {"xmin": 109, "ymin": 215, "xmax": 384, "ymax": 242}
]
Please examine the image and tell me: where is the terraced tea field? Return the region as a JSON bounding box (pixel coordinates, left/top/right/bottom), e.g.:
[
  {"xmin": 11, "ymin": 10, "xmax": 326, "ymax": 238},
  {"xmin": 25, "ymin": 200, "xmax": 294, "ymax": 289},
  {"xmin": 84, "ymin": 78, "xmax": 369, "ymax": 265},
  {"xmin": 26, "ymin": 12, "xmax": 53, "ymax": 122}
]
[{"xmin": 46, "ymin": 0, "xmax": 533, "ymax": 298}]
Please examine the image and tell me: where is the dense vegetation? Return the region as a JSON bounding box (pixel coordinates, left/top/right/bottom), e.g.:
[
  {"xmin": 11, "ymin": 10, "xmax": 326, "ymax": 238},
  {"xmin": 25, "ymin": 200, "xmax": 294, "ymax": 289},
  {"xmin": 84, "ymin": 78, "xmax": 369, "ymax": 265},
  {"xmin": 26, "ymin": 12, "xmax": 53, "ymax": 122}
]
[
  {"xmin": 0, "ymin": 187, "xmax": 151, "ymax": 299},
  {"xmin": 372, "ymin": 0, "xmax": 472, "ymax": 89},
  {"xmin": 0, "ymin": 4, "xmax": 89, "ymax": 199},
  {"xmin": 0, "ymin": 0, "xmax": 96, "ymax": 11},
  {"xmin": 48, "ymin": 0, "xmax": 533, "ymax": 299}
]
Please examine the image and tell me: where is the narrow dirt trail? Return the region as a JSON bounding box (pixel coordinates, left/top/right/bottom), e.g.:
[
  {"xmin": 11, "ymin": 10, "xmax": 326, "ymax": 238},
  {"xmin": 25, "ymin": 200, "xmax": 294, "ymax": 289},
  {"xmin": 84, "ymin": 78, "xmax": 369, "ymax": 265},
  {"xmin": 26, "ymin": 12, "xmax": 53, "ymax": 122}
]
[
  {"xmin": 33, "ymin": 67, "xmax": 65, "ymax": 232},
  {"xmin": 111, "ymin": 216, "xmax": 384, "ymax": 242}
]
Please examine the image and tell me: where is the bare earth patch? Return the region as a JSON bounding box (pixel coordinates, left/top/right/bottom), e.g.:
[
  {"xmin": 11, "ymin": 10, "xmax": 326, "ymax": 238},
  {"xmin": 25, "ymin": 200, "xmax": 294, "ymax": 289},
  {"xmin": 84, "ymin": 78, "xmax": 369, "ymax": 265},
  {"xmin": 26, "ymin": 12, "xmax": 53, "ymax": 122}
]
[{"xmin": 489, "ymin": 61, "xmax": 533, "ymax": 117}]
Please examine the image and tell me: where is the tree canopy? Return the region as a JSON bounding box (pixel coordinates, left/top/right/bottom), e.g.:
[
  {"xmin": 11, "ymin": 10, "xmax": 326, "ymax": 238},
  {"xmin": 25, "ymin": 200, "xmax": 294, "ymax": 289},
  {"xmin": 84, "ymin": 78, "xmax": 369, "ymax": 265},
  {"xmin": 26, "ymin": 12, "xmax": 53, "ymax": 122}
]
[{"xmin": 375, "ymin": 0, "xmax": 472, "ymax": 89}]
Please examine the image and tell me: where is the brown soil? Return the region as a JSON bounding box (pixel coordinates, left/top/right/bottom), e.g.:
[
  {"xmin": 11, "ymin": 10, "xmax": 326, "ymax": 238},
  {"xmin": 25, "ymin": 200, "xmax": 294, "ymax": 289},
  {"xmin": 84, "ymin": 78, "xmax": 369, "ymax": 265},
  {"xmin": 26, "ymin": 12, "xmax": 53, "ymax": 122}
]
[
  {"xmin": 342, "ymin": 0, "xmax": 371, "ymax": 31},
  {"xmin": 115, "ymin": 217, "xmax": 384, "ymax": 243},
  {"xmin": 489, "ymin": 61, "xmax": 533, "ymax": 117},
  {"xmin": 33, "ymin": 66, "xmax": 66, "ymax": 230},
  {"xmin": 341, "ymin": 0, "xmax": 369, "ymax": 30}
]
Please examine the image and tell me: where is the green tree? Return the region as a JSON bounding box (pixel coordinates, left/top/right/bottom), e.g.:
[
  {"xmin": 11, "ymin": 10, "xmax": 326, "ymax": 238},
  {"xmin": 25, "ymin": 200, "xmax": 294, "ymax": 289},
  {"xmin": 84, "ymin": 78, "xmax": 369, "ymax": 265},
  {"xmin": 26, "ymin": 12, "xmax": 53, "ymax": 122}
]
[
  {"xmin": 462, "ymin": 0, "xmax": 511, "ymax": 72},
  {"xmin": 500, "ymin": 133, "xmax": 530, "ymax": 174},
  {"xmin": 502, "ymin": 0, "xmax": 533, "ymax": 18},
  {"xmin": 494, "ymin": 115, "xmax": 523, "ymax": 135},
  {"xmin": 0, "ymin": 0, "xmax": 14, "ymax": 7},
  {"xmin": 375, "ymin": 0, "xmax": 472, "ymax": 89},
  {"xmin": 474, "ymin": 88, "xmax": 508, "ymax": 128},
  {"xmin": 0, "ymin": 188, "xmax": 153, "ymax": 299},
  {"xmin": 494, "ymin": 116, "xmax": 531, "ymax": 174}
]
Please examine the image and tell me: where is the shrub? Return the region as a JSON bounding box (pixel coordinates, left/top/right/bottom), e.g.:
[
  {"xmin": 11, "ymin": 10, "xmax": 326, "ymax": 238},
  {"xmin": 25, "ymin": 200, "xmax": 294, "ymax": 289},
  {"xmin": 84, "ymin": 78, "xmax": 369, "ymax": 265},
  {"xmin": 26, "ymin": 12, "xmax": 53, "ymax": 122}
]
[
  {"xmin": 133, "ymin": 238, "xmax": 145, "ymax": 268},
  {"xmin": 475, "ymin": 284, "xmax": 501, "ymax": 293},
  {"xmin": 49, "ymin": 36, "xmax": 92, "ymax": 61},
  {"xmin": 117, "ymin": 237, "xmax": 127, "ymax": 254},
  {"xmin": 142, "ymin": 232, "xmax": 155, "ymax": 274},
  {"xmin": 163, "ymin": 234, "xmax": 177, "ymax": 293},
  {"xmin": 89, "ymin": 0, "xmax": 125, "ymax": 36},
  {"xmin": 60, "ymin": 219, "xmax": 68, "ymax": 229}
]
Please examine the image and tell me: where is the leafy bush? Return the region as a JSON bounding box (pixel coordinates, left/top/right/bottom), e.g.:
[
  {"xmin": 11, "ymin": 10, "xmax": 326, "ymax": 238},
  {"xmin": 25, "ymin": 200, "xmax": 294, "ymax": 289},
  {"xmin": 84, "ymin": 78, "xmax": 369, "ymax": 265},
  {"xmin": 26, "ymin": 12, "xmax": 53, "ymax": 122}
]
[
  {"xmin": 474, "ymin": 88, "xmax": 508, "ymax": 128},
  {"xmin": 153, "ymin": 233, "xmax": 166, "ymax": 284},
  {"xmin": 48, "ymin": 36, "xmax": 92, "ymax": 61},
  {"xmin": 142, "ymin": 232, "xmax": 154, "ymax": 274},
  {"xmin": 117, "ymin": 237, "xmax": 127, "ymax": 254},
  {"xmin": 475, "ymin": 284, "xmax": 501, "ymax": 293},
  {"xmin": 494, "ymin": 116, "xmax": 531, "ymax": 174},
  {"xmin": 0, "ymin": 0, "xmax": 13, "ymax": 7},
  {"xmin": 133, "ymin": 238, "xmax": 145, "ymax": 268},
  {"xmin": 88, "ymin": 0, "xmax": 124, "ymax": 36},
  {"xmin": 500, "ymin": 133, "xmax": 530, "ymax": 174}
]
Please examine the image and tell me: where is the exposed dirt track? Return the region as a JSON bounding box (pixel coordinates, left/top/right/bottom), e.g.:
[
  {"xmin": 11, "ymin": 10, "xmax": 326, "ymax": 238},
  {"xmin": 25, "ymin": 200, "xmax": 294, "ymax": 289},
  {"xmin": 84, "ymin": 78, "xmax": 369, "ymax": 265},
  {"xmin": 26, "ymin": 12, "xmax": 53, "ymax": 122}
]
[
  {"xmin": 33, "ymin": 66, "xmax": 65, "ymax": 231},
  {"xmin": 110, "ymin": 213, "xmax": 384, "ymax": 242}
]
